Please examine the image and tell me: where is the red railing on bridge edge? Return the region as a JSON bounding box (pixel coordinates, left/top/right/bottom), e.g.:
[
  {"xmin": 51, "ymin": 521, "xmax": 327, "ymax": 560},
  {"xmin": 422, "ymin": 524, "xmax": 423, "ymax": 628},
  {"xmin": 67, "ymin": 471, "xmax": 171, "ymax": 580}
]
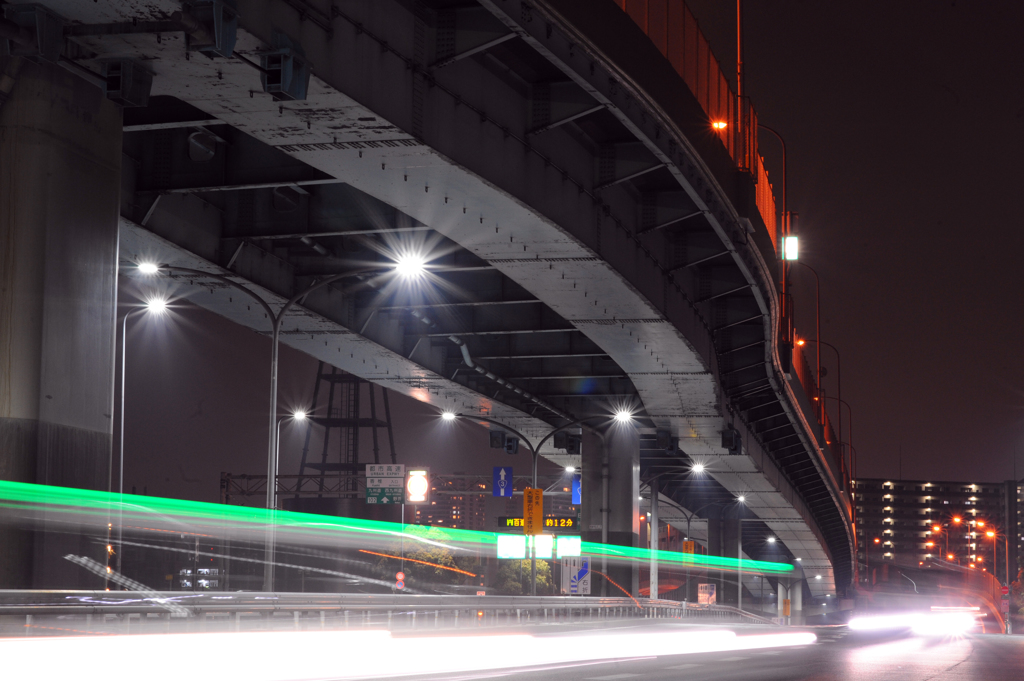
[{"xmin": 612, "ymin": 0, "xmax": 777, "ymax": 248}]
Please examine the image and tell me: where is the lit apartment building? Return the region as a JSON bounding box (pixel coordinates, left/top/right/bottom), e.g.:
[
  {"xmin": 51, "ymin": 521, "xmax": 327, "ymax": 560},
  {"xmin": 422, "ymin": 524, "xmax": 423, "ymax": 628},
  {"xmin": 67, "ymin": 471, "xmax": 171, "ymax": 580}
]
[
  {"xmin": 853, "ymin": 478, "xmax": 1021, "ymax": 584},
  {"xmin": 414, "ymin": 479, "xmax": 488, "ymax": 531}
]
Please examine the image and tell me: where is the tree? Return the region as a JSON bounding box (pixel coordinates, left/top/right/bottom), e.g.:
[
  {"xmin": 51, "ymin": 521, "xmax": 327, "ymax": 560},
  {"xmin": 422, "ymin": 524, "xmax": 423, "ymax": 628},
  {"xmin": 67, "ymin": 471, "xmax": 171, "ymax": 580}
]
[
  {"xmin": 373, "ymin": 525, "xmax": 479, "ymax": 591},
  {"xmin": 495, "ymin": 560, "xmax": 552, "ymax": 595}
]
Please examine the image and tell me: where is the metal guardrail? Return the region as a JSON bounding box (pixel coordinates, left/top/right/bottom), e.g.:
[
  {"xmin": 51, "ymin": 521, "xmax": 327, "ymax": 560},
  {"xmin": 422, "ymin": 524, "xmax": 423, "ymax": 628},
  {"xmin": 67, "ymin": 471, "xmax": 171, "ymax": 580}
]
[{"xmin": 0, "ymin": 591, "xmax": 776, "ymax": 636}]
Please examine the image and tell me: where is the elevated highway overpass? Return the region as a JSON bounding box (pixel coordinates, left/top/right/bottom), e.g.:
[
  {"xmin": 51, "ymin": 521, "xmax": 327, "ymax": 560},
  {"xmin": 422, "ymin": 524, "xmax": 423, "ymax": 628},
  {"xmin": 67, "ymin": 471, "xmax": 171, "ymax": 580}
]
[{"xmin": 0, "ymin": 0, "xmax": 852, "ymax": 600}]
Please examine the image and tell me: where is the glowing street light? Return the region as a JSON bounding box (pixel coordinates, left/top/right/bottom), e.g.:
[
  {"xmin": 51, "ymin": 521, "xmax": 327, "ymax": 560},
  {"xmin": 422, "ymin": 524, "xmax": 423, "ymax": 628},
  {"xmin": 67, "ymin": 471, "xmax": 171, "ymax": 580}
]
[
  {"xmin": 767, "ymin": 537, "xmax": 776, "ymax": 544},
  {"xmin": 712, "ymin": 120, "xmax": 728, "ymax": 130},
  {"xmin": 394, "ymin": 253, "xmax": 427, "ymax": 278},
  {"xmin": 565, "ymin": 466, "xmax": 576, "ymax": 473},
  {"xmin": 440, "ymin": 411, "xmax": 457, "ymax": 422},
  {"xmin": 613, "ymin": 409, "xmax": 633, "ymax": 424},
  {"xmin": 782, "ymin": 235, "xmax": 799, "ymax": 261},
  {"xmin": 146, "ymin": 297, "xmax": 168, "ymax": 315},
  {"xmin": 737, "ymin": 495, "xmax": 746, "ymax": 503},
  {"xmin": 137, "ymin": 262, "xmax": 160, "ymax": 275},
  {"xmin": 691, "ymin": 462, "xmax": 706, "ymax": 474}
]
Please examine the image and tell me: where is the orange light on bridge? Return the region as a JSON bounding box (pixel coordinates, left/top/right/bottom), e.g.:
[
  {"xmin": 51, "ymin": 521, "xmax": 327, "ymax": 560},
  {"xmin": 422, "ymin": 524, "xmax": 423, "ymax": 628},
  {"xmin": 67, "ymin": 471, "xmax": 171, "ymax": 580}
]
[
  {"xmin": 796, "ymin": 339, "xmax": 806, "ymax": 346},
  {"xmin": 932, "ymin": 525, "xmax": 941, "ymax": 533},
  {"xmin": 986, "ymin": 531, "xmax": 995, "ymax": 537},
  {"xmin": 925, "ymin": 542, "xmax": 934, "ymax": 547},
  {"xmin": 947, "ymin": 554, "xmax": 954, "ymax": 560},
  {"xmin": 969, "ymin": 563, "xmax": 975, "ymax": 568},
  {"xmin": 712, "ymin": 121, "xmax": 728, "ymax": 130},
  {"xmin": 976, "ymin": 520, "xmax": 985, "ymax": 527},
  {"xmin": 874, "ymin": 538, "xmax": 881, "ymax": 544}
]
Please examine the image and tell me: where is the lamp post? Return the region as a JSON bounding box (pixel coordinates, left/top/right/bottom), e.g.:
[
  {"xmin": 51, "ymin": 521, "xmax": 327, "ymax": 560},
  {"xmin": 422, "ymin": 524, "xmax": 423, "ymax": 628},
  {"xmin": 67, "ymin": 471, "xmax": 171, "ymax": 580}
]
[
  {"xmin": 114, "ymin": 297, "xmax": 168, "ymax": 577},
  {"xmin": 757, "ymin": 123, "xmax": 795, "ymax": 343},
  {"xmin": 791, "ymin": 262, "xmax": 822, "ymax": 425},
  {"xmin": 800, "ymin": 339, "xmax": 843, "ymax": 466},
  {"xmin": 951, "ymin": 516, "xmax": 963, "ymax": 563},
  {"xmin": 138, "ymin": 257, "xmax": 425, "ymax": 591},
  {"xmin": 640, "ymin": 465, "xmax": 736, "ymax": 603},
  {"xmin": 866, "ymin": 537, "xmax": 881, "ymax": 586},
  {"xmin": 443, "ymin": 411, "xmax": 633, "ymax": 596},
  {"xmin": 264, "ymin": 410, "xmax": 308, "ymax": 591},
  {"xmin": 673, "ymin": 489, "xmax": 746, "ymax": 605}
]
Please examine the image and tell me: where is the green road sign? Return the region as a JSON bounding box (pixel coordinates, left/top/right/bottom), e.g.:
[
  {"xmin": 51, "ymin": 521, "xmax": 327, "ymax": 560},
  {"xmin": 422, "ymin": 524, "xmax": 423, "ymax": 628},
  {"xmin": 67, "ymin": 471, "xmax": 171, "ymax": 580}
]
[{"xmin": 366, "ymin": 465, "xmax": 405, "ymax": 504}]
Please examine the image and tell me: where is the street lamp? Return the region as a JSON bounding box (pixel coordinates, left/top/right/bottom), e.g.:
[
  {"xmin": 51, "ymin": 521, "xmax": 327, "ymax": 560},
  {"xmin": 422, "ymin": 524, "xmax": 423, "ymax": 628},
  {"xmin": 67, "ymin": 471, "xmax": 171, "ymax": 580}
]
[
  {"xmin": 443, "ymin": 411, "xmax": 633, "ymax": 596},
  {"xmin": 801, "ymin": 340, "xmax": 845, "ymax": 474},
  {"xmin": 137, "ymin": 257, "xmax": 422, "ymax": 591},
  {"xmin": 394, "ymin": 253, "xmax": 427, "ymax": 279},
  {"xmin": 986, "ymin": 530, "xmax": 998, "ymax": 581},
  {"xmin": 790, "ymin": 262, "xmax": 822, "ymax": 425},
  {"xmin": 865, "ymin": 537, "xmax": 881, "ymax": 586},
  {"xmin": 114, "ymin": 296, "xmax": 168, "ymax": 577},
  {"xmin": 265, "ymin": 410, "xmax": 310, "ymax": 591}
]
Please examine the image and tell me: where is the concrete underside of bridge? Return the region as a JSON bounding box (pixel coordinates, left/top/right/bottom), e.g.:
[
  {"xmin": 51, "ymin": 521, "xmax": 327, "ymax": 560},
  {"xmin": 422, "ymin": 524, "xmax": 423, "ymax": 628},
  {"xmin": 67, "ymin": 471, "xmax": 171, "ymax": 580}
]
[{"xmin": 0, "ymin": 0, "xmax": 853, "ymax": 597}]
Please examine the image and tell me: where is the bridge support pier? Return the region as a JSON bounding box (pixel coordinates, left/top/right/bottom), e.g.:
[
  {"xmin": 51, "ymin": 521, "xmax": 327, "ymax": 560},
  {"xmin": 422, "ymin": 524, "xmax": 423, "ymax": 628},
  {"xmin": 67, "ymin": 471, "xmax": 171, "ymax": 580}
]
[
  {"xmin": 581, "ymin": 427, "xmax": 639, "ymax": 597},
  {"xmin": 0, "ymin": 58, "xmax": 122, "ymax": 588},
  {"xmin": 777, "ymin": 580, "xmax": 789, "ymax": 623},
  {"xmin": 791, "ymin": 578, "xmax": 804, "ymax": 624},
  {"xmin": 707, "ymin": 510, "xmax": 740, "ymax": 606}
]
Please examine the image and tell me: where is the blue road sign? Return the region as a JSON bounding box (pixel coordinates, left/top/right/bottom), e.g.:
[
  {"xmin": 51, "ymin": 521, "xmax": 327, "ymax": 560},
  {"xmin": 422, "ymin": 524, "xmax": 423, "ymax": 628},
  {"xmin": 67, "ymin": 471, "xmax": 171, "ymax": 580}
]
[
  {"xmin": 571, "ymin": 473, "xmax": 582, "ymax": 505},
  {"xmin": 493, "ymin": 466, "xmax": 513, "ymax": 497}
]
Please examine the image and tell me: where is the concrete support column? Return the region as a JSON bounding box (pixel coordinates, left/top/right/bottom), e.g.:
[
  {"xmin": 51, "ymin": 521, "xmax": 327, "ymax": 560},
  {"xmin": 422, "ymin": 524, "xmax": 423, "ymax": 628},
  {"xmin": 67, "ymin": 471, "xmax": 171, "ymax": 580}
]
[
  {"xmin": 649, "ymin": 480, "xmax": 658, "ymax": 601},
  {"xmin": 777, "ymin": 580, "xmax": 789, "ymax": 621},
  {"xmin": 581, "ymin": 426, "xmax": 639, "ymax": 596},
  {"xmin": 791, "ymin": 579, "xmax": 803, "ymax": 624},
  {"xmin": 0, "ymin": 58, "xmax": 122, "ymax": 588},
  {"xmin": 707, "ymin": 509, "xmax": 739, "ymax": 605}
]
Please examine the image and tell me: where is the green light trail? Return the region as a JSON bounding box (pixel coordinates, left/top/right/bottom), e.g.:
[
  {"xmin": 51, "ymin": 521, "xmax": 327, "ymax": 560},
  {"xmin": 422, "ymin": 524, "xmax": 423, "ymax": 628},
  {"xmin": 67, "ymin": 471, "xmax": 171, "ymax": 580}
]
[{"xmin": 0, "ymin": 481, "xmax": 793, "ymax": 575}]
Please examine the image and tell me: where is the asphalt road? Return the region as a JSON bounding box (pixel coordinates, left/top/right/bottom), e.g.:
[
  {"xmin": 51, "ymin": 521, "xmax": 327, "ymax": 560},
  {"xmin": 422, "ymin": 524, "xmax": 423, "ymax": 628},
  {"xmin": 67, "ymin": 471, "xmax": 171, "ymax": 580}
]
[{"xmin": 380, "ymin": 622, "xmax": 1024, "ymax": 681}]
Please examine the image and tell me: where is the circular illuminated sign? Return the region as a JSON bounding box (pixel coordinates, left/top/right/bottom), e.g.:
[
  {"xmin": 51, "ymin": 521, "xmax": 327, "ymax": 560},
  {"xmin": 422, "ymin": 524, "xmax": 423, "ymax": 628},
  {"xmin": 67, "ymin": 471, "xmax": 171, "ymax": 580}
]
[
  {"xmin": 396, "ymin": 571, "xmax": 405, "ymax": 581},
  {"xmin": 396, "ymin": 580, "xmax": 405, "ymax": 590},
  {"xmin": 406, "ymin": 470, "xmax": 429, "ymax": 502}
]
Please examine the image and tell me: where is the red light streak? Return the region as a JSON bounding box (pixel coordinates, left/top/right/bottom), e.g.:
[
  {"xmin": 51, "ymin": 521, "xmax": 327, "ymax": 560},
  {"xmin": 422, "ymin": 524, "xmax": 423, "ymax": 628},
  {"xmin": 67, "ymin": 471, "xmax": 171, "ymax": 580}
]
[{"xmin": 357, "ymin": 549, "xmax": 477, "ymax": 577}]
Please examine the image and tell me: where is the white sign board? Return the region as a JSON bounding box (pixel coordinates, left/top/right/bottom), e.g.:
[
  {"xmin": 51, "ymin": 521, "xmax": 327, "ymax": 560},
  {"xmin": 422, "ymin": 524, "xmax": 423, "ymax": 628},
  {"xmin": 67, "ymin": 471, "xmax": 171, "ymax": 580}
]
[
  {"xmin": 366, "ymin": 464, "xmax": 405, "ymax": 477},
  {"xmin": 561, "ymin": 556, "xmax": 591, "ymax": 595},
  {"xmin": 366, "ymin": 464, "xmax": 405, "ymax": 504},
  {"xmin": 698, "ymin": 583, "xmax": 716, "ymax": 605}
]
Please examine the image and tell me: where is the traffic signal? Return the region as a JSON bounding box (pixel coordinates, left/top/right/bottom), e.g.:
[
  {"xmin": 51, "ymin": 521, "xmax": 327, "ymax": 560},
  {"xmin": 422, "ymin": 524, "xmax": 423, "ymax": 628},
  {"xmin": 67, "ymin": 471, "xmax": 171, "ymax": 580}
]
[
  {"xmin": 489, "ymin": 431, "xmax": 506, "ymax": 449},
  {"xmin": 504, "ymin": 437, "xmax": 519, "ymax": 455},
  {"xmin": 553, "ymin": 432, "xmax": 581, "ymax": 454}
]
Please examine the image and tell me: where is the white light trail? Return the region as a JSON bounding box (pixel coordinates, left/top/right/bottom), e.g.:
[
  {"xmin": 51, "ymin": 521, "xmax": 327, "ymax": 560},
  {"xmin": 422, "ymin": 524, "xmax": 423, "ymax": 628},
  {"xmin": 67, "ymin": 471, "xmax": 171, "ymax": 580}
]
[{"xmin": 2, "ymin": 627, "xmax": 816, "ymax": 681}]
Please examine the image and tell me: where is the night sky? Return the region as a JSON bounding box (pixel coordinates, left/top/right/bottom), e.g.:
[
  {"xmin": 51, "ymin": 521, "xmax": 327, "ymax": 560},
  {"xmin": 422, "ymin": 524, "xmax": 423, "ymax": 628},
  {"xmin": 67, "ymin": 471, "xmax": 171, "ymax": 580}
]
[
  {"xmin": 120, "ymin": 1, "xmax": 1024, "ymax": 504},
  {"xmin": 689, "ymin": 0, "xmax": 1024, "ymax": 482}
]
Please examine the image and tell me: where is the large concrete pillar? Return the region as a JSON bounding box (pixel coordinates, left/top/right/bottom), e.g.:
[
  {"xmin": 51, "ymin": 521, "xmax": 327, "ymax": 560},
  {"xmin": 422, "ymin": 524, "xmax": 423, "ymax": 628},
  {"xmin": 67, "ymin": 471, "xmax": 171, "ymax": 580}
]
[
  {"xmin": 792, "ymin": 578, "xmax": 804, "ymax": 624},
  {"xmin": 580, "ymin": 426, "xmax": 640, "ymax": 596},
  {"xmin": 778, "ymin": 580, "xmax": 789, "ymax": 621},
  {"xmin": 0, "ymin": 58, "xmax": 122, "ymax": 587},
  {"xmin": 707, "ymin": 508, "xmax": 739, "ymax": 605}
]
